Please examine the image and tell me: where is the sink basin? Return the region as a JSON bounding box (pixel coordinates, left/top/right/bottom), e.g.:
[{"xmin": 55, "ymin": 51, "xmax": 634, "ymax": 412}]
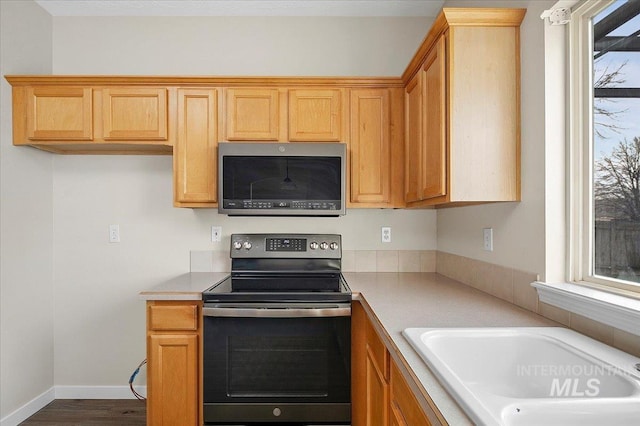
[{"xmin": 402, "ymin": 327, "xmax": 640, "ymax": 425}]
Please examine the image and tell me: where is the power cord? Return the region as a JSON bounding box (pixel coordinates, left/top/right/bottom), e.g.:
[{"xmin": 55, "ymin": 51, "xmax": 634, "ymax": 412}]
[{"xmin": 129, "ymin": 359, "xmax": 147, "ymax": 400}]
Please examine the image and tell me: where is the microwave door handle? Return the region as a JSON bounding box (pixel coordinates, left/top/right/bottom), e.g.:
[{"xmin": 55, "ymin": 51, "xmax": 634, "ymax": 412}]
[{"xmin": 202, "ymin": 305, "xmax": 351, "ymax": 318}]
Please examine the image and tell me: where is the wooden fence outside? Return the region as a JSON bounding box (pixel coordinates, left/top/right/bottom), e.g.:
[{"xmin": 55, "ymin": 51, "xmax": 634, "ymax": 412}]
[{"xmin": 595, "ymin": 220, "xmax": 640, "ymax": 281}]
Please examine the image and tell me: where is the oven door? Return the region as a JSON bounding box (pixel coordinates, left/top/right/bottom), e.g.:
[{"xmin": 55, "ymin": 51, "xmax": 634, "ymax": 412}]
[{"xmin": 203, "ymin": 303, "xmax": 351, "ymax": 424}]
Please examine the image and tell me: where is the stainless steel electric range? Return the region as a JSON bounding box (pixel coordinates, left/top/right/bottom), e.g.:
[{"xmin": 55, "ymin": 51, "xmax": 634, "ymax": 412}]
[{"xmin": 202, "ymin": 233, "xmax": 351, "ymax": 425}]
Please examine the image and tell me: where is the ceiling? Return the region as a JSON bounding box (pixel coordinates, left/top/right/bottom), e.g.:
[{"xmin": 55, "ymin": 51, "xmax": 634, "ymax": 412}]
[{"xmin": 34, "ymin": 0, "xmax": 446, "ymax": 17}]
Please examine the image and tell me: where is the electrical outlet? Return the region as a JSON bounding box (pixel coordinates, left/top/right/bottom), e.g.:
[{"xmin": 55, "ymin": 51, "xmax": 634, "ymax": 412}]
[
  {"xmin": 109, "ymin": 224, "xmax": 120, "ymax": 243},
  {"xmin": 211, "ymin": 226, "xmax": 222, "ymax": 243},
  {"xmin": 381, "ymin": 226, "xmax": 391, "ymax": 243},
  {"xmin": 483, "ymin": 228, "xmax": 493, "ymax": 251}
]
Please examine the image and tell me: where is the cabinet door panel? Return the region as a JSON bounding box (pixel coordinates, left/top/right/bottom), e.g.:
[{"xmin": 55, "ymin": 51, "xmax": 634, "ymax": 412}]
[
  {"xmin": 390, "ymin": 401, "xmax": 407, "ymax": 426},
  {"xmin": 405, "ymin": 73, "xmax": 423, "ymax": 203},
  {"xmin": 350, "ymin": 89, "xmax": 391, "ymax": 204},
  {"xmin": 289, "ymin": 89, "xmax": 341, "ymax": 141},
  {"xmin": 422, "ymin": 36, "xmax": 447, "ymax": 200},
  {"xmin": 366, "ymin": 350, "xmax": 388, "ymax": 426},
  {"xmin": 102, "ymin": 88, "xmax": 168, "ymax": 140},
  {"xmin": 226, "ymin": 88, "xmax": 279, "ymax": 140},
  {"xmin": 175, "ymin": 89, "xmax": 218, "ymax": 203},
  {"xmin": 390, "ymin": 361, "xmax": 431, "ymax": 426},
  {"xmin": 26, "ymin": 87, "xmax": 93, "ymax": 140},
  {"xmin": 147, "ymin": 334, "xmax": 198, "ymax": 426}
]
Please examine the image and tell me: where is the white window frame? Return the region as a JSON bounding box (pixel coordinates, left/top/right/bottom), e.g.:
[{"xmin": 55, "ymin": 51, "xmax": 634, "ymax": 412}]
[
  {"xmin": 534, "ymin": 0, "xmax": 640, "ymax": 337},
  {"xmin": 568, "ymin": 0, "xmax": 640, "ymax": 297}
]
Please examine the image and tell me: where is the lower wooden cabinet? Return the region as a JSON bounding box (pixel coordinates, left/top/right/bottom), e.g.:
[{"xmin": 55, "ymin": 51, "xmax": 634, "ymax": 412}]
[
  {"xmin": 353, "ymin": 301, "xmax": 433, "ymax": 426},
  {"xmin": 146, "ymin": 301, "xmax": 201, "ymax": 426},
  {"xmin": 390, "ymin": 360, "xmax": 431, "ymax": 426}
]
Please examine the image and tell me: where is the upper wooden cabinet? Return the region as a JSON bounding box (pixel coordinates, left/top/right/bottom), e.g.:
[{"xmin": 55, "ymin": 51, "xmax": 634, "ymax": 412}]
[
  {"xmin": 421, "ymin": 37, "xmax": 447, "ymax": 201},
  {"xmin": 403, "ymin": 8, "xmax": 525, "ymax": 207},
  {"xmin": 405, "ymin": 35, "xmax": 446, "ymax": 204},
  {"xmin": 26, "ymin": 86, "xmax": 93, "ymax": 141},
  {"xmin": 289, "ymin": 89, "xmax": 342, "ymax": 142},
  {"xmin": 225, "ymin": 88, "xmax": 280, "ymax": 141},
  {"xmin": 174, "ymin": 88, "xmax": 218, "ymax": 207},
  {"xmin": 7, "ymin": 8, "xmax": 524, "ymax": 209},
  {"xmin": 349, "ymin": 88, "xmax": 405, "ymax": 208},
  {"xmin": 9, "ymin": 79, "xmax": 173, "ymax": 154},
  {"xmin": 102, "ymin": 88, "xmax": 168, "ymax": 141},
  {"xmin": 404, "ymin": 73, "xmax": 423, "ymax": 204}
]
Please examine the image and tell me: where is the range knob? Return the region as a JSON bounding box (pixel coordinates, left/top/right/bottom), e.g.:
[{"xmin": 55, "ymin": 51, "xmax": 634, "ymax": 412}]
[
  {"xmin": 309, "ymin": 241, "xmax": 319, "ymax": 250},
  {"xmin": 320, "ymin": 242, "xmax": 328, "ymax": 250},
  {"xmin": 330, "ymin": 242, "xmax": 339, "ymax": 250},
  {"xmin": 243, "ymin": 241, "xmax": 252, "ymax": 250},
  {"xmin": 233, "ymin": 241, "xmax": 242, "ymax": 250}
]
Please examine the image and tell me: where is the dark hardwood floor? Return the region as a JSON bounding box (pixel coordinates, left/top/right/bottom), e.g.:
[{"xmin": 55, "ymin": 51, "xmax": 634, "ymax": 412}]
[{"xmin": 20, "ymin": 399, "xmax": 146, "ymax": 425}]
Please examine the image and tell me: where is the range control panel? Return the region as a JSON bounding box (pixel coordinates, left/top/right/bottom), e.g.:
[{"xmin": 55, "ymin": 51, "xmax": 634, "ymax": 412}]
[
  {"xmin": 266, "ymin": 238, "xmax": 306, "ymax": 252},
  {"xmin": 230, "ymin": 234, "xmax": 341, "ymax": 259}
]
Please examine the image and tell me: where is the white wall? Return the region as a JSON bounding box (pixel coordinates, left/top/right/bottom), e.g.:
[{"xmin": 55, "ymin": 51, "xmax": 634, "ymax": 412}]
[
  {"xmin": 0, "ymin": 0, "xmax": 54, "ymax": 420},
  {"xmin": 52, "ymin": 16, "xmax": 431, "ymax": 76},
  {"xmin": 437, "ymin": 0, "xmax": 553, "ymax": 277},
  {"xmin": 50, "ymin": 16, "xmax": 436, "ymax": 387},
  {"xmin": 1, "ymin": 0, "xmax": 557, "ymax": 402}
]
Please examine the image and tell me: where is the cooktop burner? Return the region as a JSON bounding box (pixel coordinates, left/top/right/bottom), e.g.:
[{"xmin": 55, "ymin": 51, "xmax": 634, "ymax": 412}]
[{"xmin": 202, "ymin": 233, "xmax": 351, "ymax": 303}]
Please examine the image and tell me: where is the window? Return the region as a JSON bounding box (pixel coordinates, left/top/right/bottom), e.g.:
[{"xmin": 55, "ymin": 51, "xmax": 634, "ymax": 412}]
[{"xmin": 570, "ymin": 0, "xmax": 640, "ymax": 294}]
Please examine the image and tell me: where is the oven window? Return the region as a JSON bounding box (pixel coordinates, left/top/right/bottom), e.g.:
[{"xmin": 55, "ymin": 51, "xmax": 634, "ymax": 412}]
[
  {"xmin": 228, "ymin": 335, "xmax": 328, "ymax": 397},
  {"xmin": 203, "ymin": 316, "xmax": 350, "ymax": 404}
]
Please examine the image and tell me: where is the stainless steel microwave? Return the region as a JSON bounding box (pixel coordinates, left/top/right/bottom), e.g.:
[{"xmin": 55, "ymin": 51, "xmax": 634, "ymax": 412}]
[{"xmin": 218, "ymin": 142, "xmax": 346, "ymax": 216}]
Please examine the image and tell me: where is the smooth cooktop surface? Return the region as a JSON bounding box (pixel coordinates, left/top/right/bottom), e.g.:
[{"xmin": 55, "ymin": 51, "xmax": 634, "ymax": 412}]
[{"xmin": 202, "ymin": 273, "xmax": 351, "ymax": 303}]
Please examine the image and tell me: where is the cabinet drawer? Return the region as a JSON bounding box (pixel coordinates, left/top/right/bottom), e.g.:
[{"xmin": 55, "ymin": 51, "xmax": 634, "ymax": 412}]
[
  {"xmin": 365, "ymin": 315, "xmax": 389, "ymax": 380},
  {"xmin": 390, "ymin": 361, "xmax": 431, "ymax": 426},
  {"xmin": 148, "ymin": 304, "xmax": 198, "ymax": 331}
]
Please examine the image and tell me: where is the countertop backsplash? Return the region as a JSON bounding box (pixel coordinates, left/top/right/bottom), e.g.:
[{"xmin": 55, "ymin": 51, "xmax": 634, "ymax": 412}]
[
  {"xmin": 436, "ymin": 251, "xmax": 640, "ymax": 358},
  {"xmin": 189, "ymin": 250, "xmax": 437, "ymax": 273},
  {"xmin": 188, "ymin": 248, "xmax": 640, "ymax": 358}
]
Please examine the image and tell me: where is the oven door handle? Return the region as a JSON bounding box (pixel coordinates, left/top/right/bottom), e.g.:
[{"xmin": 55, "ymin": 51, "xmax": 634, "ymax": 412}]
[{"xmin": 203, "ymin": 304, "xmax": 351, "ymax": 318}]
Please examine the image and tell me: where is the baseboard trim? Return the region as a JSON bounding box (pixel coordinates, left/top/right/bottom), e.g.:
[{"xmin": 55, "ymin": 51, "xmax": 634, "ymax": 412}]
[
  {"xmin": 55, "ymin": 385, "xmax": 147, "ymax": 399},
  {"xmin": 0, "ymin": 387, "xmax": 55, "ymax": 426},
  {"xmin": 0, "ymin": 385, "xmax": 148, "ymax": 426}
]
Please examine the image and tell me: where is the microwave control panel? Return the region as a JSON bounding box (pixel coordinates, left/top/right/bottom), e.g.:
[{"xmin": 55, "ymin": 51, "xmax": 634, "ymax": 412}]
[{"xmin": 223, "ymin": 200, "xmax": 340, "ymax": 211}]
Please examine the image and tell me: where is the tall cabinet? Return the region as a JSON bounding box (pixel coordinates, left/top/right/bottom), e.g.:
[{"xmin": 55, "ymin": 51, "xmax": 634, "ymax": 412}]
[
  {"xmin": 404, "ymin": 8, "xmax": 525, "ymax": 207},
  {"xmin": 350, "ymin": 88, "xmax": 405, "ymax": 207},
  {"xmin": 174, "ymin": 89, "xmax": 218, "ymax": 207}
]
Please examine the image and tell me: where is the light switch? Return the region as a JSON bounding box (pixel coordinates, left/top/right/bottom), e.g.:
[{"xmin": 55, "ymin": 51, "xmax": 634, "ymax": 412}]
[{"xmin": 211, "ymin": 226, "xmax": 222, "ymax": 243}]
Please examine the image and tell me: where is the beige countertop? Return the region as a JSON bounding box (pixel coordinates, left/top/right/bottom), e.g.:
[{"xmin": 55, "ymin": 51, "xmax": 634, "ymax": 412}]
[
  {"xmin": 140, "ymin": 271, "xmax": 556, "ymax": 424},
  {"xmin": 139, "ymin": 272, "xmax": 228, "ymax": 300},
  {"xmin": 343, "ymin": 272, "xmax": 556, "ymax": 425}
]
